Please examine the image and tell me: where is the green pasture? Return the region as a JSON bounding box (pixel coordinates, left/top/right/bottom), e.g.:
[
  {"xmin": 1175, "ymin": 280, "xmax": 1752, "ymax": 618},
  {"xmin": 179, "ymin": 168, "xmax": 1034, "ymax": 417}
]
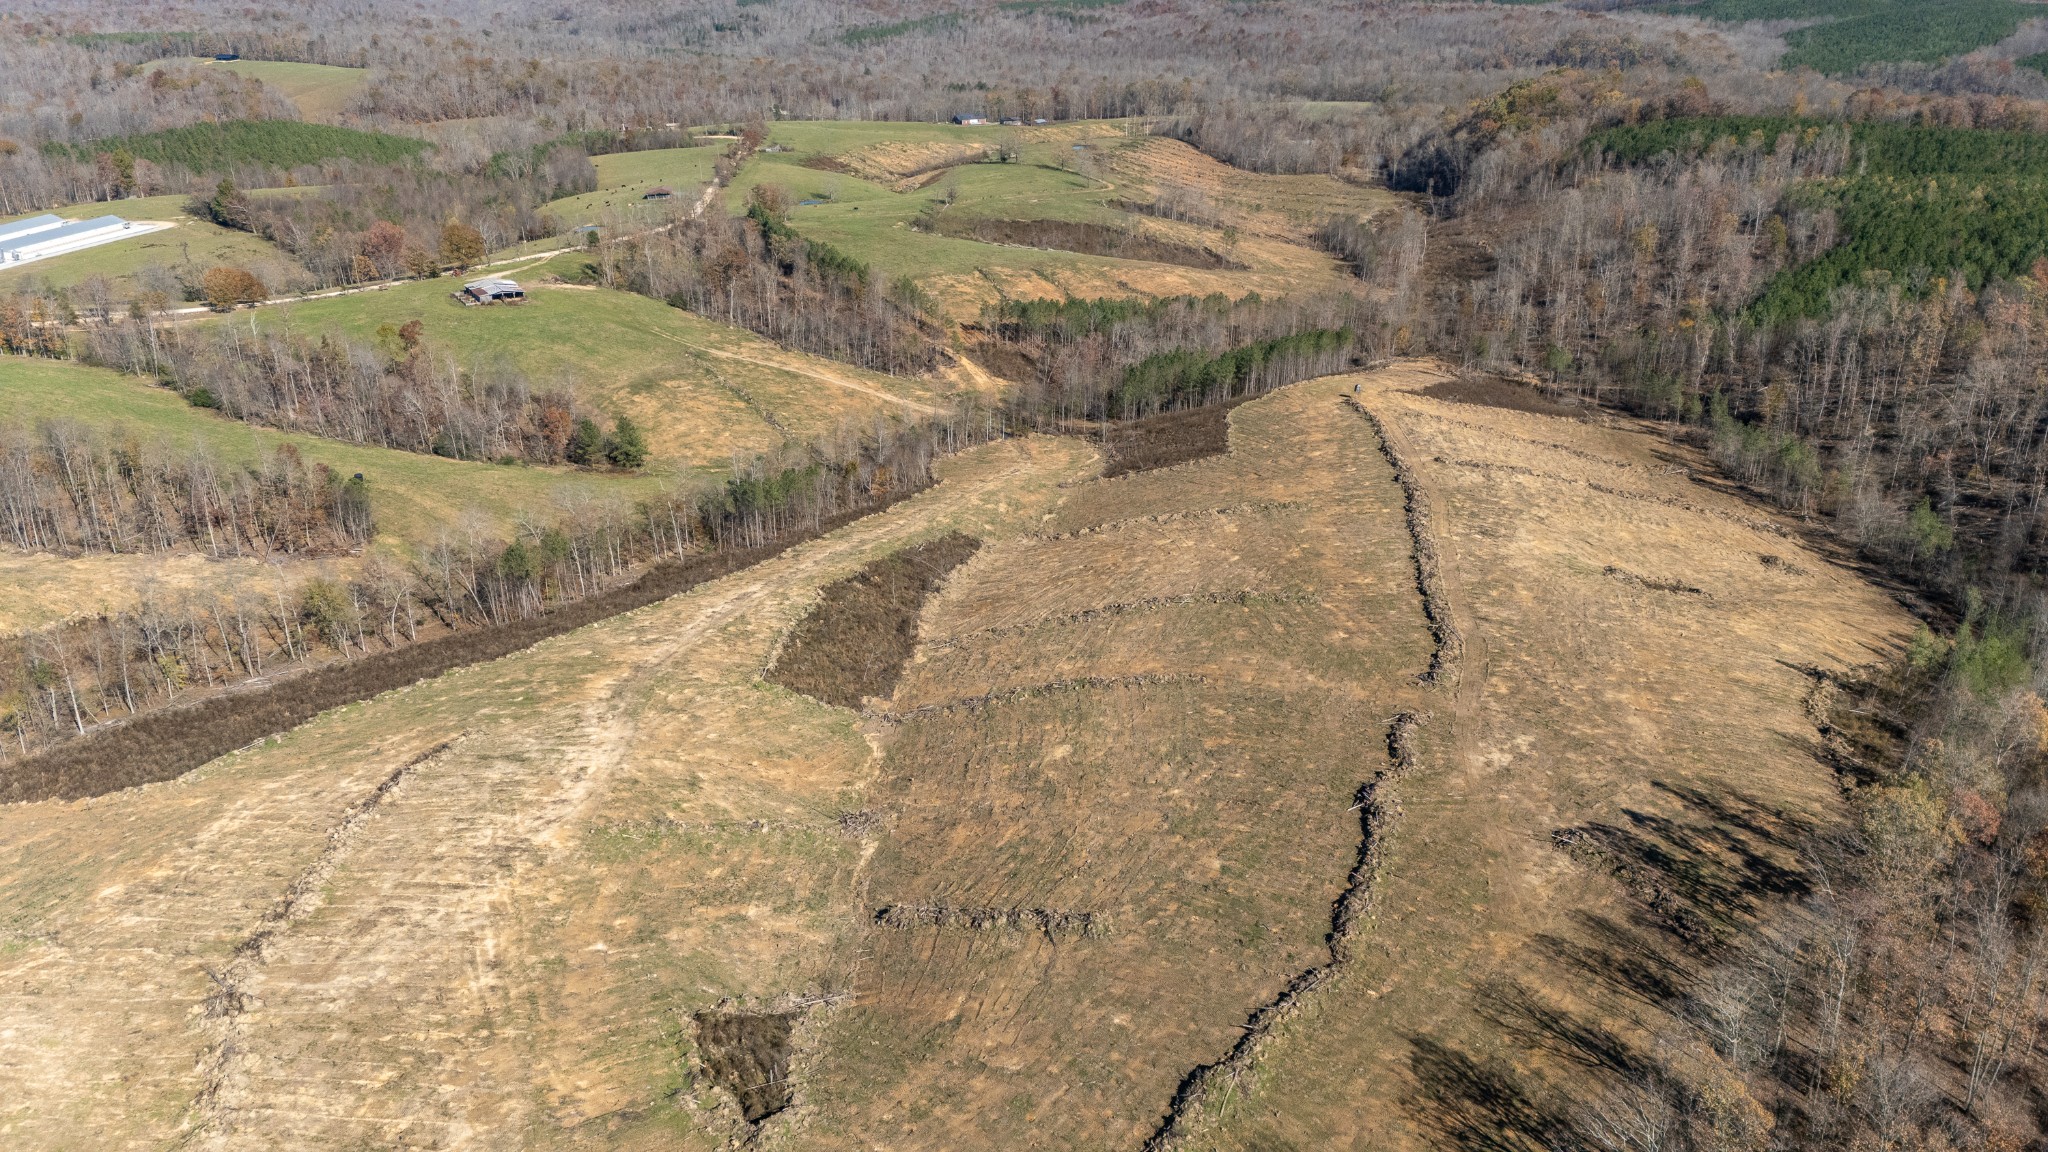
[
  {"xmin": 0, "ymin": 197, "xmax": 308, "ymax": 296},
  {"xmin": 189, "ymin": 264, "xmax": 948, "ymax": 469},
  {"xmin": 156, "ymin": 59, "xmax": 370, "ymax": 120},
  {"xmin": 0, "ymin": 357, "xmax": 662, "ymax": 544}
]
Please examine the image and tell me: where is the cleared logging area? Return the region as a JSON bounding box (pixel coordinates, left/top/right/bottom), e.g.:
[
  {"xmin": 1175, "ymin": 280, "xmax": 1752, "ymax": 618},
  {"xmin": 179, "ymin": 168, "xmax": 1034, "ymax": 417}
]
[
  {"xmin": 766, "ymin": 532, "xmax": 981, "ymax": 708},
  {"xmin": 1097, "ymin": 397, "xmax": 1248, "ymax": 478},
  {"xmin": 0, "ymin": 497, "xmax": 918, "ymax": 805}
]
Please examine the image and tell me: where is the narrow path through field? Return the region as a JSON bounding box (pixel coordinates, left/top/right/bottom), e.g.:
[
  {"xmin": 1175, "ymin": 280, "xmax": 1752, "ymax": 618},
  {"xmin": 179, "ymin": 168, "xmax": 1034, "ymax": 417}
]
[{"xmin": 634, "ymin": 320, "xmax": 945, "ymax": 416}]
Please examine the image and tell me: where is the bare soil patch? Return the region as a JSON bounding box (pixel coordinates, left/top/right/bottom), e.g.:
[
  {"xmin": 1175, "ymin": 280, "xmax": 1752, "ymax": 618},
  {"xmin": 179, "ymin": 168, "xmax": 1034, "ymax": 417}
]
[
  {"xmin": 766, "ymin": 532, "xmax": 981, "ymax": 709},
  {"xmin": 1419, "ymin": 373, "xmax": 1586, "ymax": 419},
  {"xmin": 695, "ymin": 1010, "xmax": 800, "ymax": 1123},
  {"xmin": 931, "ymin": 215, "xmax": 1245, "ymax": 270}
]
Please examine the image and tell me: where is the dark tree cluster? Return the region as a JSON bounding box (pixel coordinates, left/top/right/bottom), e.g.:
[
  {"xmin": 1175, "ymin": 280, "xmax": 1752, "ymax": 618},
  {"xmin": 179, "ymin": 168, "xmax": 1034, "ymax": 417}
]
[{"xmin": 982, "ymin": 291, "xmax": 1381, "ymax": 424}]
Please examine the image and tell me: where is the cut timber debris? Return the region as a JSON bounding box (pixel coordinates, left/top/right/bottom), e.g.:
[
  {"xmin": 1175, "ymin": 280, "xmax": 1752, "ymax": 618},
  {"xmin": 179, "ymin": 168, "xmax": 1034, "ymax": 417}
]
[
  {"xmin": 2, "ymin": 493, "xmax": 927, "ymax": 805},
  {"xmin": 873, "ymin": 904, "xmax": 1106, "ymax": 941},
  {"xmin": 1144, "ymin": 712, "xmax": 1424, "ymax": 1150},
  {"xmin": 694, "ymin": 1010, "xmax": 801, "ymax": 1124},
  {"xmin": 1351, "ymin": 396, "xmax": 1462, "ymax": 684},
  {"xmin": 766, "ymin": 532, "xmax": 981, "ymax": 709}
]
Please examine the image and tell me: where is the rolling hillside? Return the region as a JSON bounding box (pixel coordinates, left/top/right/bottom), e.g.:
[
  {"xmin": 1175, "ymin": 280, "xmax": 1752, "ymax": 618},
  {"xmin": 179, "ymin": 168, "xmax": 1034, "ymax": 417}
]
[{"xmin": 0, "ymin": 363, "xmax": 1911, "ymax": 1147}]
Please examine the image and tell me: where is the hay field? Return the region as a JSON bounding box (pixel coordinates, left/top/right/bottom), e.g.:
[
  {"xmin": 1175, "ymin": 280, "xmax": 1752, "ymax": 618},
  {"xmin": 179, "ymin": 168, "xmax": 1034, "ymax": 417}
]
[
  {"xmin": 149, "ymin": 59, "xmax": 370, "ymax": 120},
  {"xmin": 543, "ymin": 145, "xmax": 724, "ymax": 228},
  {"xmin": 0, "ymin": 358, "xmax": 661, "ymax": 546},
  {"xmin": 215, "ymin": 268, "xmax": 950, "ymax": 471},
  {"xmin": 0, "ymin": 434, "xmax": 1096, "ymax": 1149},
  {"xmin": 730, "ymin": 122, "xmax": 1361, "ymax": 323}
]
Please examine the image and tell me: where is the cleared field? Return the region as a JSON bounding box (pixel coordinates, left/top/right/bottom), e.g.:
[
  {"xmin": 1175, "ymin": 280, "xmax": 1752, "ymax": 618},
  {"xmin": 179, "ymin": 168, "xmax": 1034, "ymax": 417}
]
[
  {"xmin": 0, "ymin": 196, "xmax": 309, "ymax": 296},
  {"xmin": 211, "ymin": 266, "xmax": 951, "ymax": 471},
  {"xmin": 729, "ymin": 121, "xmax": 1362, "ymax": 322},
  {"xmin": 0, "ymin": 361, "xmax": 1916, "ymax": 1148},
  {"xmin": 0, "ymin": 358, "xmax": 659, "ymax": 545},
  {"xmin": 1171, "ymin": 363, "xmax": 1917, "ymax": 1150},
  {"xmin": 186, "ymin": 60, "xmax": 368, "ymax": 120},
  {"xmin": 543, "ymin": 145, "xmax": 723, "ymax": 228},
  {"xmin": 1099, "ymin": 135, "xmax": 1396, "ymax": 242},
  {"xmin": 796, "ymin": 377, "xmax": 1433, "ymax": 1148},
  {"xmin": 0, "ymin": 433, "xmax": 1096, "ymax": 1149}
]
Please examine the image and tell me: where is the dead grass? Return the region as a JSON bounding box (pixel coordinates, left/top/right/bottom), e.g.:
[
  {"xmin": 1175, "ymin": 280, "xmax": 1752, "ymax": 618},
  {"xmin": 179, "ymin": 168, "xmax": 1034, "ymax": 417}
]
[
  {"xmin": 1098, "ymin": 136, "xmax": 1398, "ymax": 244},
  {"xmin": 796, "ymin": 379, "xmax": 1433, "ymax": 1149},
  {"xmin": 0, "ymin": 360, "xmax": 1926, "ymax": 1150},
  {"xmin": 0, "ymin": 434, "xmax": 1095, "ymax": 1149},
  {"xmin": 1172, "ymin": 361, "xmax": 1917, "ymax": 1152}
]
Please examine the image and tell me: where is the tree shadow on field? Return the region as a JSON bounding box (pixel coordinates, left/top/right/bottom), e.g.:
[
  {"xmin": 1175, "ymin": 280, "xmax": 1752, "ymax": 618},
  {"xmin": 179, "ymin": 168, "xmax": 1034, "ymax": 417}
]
[
  {"xmin": 1405, "ymin": 1034, "xmax": 1587, "ymax": 1152},
  {"xmin": 1403, "ymin": 783, "xmax": 1827, "ymax": 1149},
  {"xmin": 1550, "ymin": 781, "xmax": 1815, "ymax": 961}
]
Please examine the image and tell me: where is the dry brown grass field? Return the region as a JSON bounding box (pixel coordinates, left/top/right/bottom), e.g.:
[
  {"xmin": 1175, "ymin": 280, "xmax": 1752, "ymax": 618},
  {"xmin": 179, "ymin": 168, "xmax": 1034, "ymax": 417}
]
[
  {"xmin": 0, "ymin": 362, "xmax": 1915, "ymax": 1149},
  {"xmin": 1164, "ymin": 364, "xmax": 1915, "ymax": 1151}
]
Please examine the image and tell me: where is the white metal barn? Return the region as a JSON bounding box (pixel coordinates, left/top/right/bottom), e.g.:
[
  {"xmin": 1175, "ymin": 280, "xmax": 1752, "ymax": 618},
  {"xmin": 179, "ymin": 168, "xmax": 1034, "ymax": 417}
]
[{"xmin": 0, "ymin": 214, "xmax": 151, "ymax": 265}]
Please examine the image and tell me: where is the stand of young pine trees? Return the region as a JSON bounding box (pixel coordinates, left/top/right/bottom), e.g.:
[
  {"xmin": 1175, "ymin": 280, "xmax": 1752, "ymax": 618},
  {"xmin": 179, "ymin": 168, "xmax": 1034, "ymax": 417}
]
[{"xmin": 981, "ymin": 291, "xmax": 1383, "ymax": 425}]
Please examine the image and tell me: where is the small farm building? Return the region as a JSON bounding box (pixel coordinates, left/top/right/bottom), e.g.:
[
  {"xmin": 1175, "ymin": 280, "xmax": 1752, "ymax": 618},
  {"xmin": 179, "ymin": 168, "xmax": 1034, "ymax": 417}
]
[
  {"xmin": 460, "ymin": 277, "xmax": 526, "ymax": 305},
  {"xmin": 643, "ymin": 186, "xmax": 674, "ymax": 200},
  {"xmin": 951, "ymin": 115, "xmax": 987, "ymax": 126}
]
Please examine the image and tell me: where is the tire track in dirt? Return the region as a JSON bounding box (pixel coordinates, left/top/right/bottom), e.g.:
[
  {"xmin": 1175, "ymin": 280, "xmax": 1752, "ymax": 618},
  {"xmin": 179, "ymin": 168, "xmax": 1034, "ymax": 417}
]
[{"xmin": 182, "ymin": 735, "xmax": 467, "ymax": 1145}]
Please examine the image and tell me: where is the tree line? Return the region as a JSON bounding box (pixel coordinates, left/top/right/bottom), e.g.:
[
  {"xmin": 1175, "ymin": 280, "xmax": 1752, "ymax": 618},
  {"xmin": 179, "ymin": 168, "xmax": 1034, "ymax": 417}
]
[
  {"xmin": 79, "ymin": 316, "xmax": 645, "ymax": 469},
  {"xmin": 0, "ymin": 396, "xmax": 992, "ymax": 760},
  {"xmin": 591, "ymin": 185, "xmax": 941, "ymax": 378},
  {"xmin": 0, "ymin": 419, "xmax": 370, "ymax": 558},
  {"xmin": 1404, "ymin": 75, "xmax": 2048, "ymax": 1150},
  {"xmin": 981, "ymin": 291, "xmax": 1381, "ymax": 425}
]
